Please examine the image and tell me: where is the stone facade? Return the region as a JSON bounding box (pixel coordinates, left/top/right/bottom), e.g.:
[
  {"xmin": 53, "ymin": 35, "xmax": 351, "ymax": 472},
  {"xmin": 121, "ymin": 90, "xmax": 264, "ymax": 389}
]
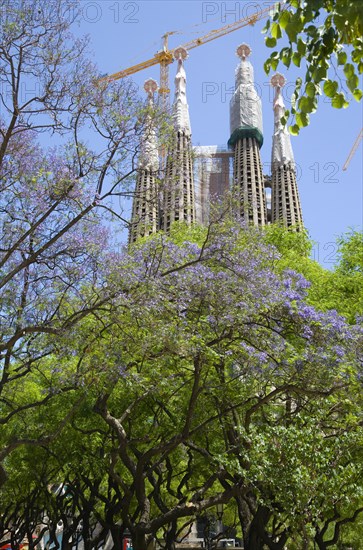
[{"xmin": 129, "ymin": 45, "xmax": 303, "ymax": 243}]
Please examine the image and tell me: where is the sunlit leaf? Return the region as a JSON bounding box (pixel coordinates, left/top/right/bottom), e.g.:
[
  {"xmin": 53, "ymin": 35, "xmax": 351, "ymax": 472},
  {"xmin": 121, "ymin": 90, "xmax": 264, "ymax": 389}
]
[
  {"xmin": 266, "ymin": 36, "xmax": 277, "ymax": 48},
  {"xmin": 337, "ymin": 51, "xmax": 347, "ymax": 65},
  {"xmin": 332, "ymin": 92, "xmax": 349, "ymax": 108},
  {"xmin": 323, "ymin": 80, "xmax": 338, "ymax": 98},
  {"xmin": 289, "ymin": 124, "xmax": 300, "ymax": 135},
  {"xmin": 271, "ymin": 22, "xmax": 282, "ymax": 39}
]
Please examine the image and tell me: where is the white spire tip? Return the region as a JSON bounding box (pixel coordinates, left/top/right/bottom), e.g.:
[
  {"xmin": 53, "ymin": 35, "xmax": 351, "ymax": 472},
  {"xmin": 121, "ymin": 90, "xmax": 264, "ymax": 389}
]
[
  {"xmin": 271, "ymin": 73, "xmax": 286, "ymax": 88},
  {"xmin": 174, "ymin": 46, "xmax": 188, "ymax": 61},
  {"xmin": 236, "ymin": 44, "xmax": 251, "ymax": 60},
  {"xmin": 144, "ymin": 79, "xmax": 158, "ymax": 95}
]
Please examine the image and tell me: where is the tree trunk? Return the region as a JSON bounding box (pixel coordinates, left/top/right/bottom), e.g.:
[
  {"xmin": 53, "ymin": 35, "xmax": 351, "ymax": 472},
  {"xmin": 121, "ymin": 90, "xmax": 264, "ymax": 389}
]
[
  {"xmin": 244, "ymin": 504, "xmax": 287, "ymax": 550},
  {"xmin": 315, "ymin": 532, "xmax": 328, "ymax": 550},
  {"xmin": 61, "ymin": 527, "xmax": 73, "ymax": 550},
  {"xmin": 235, "ymin": 493, "xmax": 252, "ymax": 550},
  {"xmin": 133, "ymin": 529, "xmax": 148, "ymax": 550},
  {"xmin": 245, "ymin": 505, "xmax": 270, "ymax": 550},
  {"xmin": 164, "ymin": 523, "xmax": 177, "ymax": 550}
]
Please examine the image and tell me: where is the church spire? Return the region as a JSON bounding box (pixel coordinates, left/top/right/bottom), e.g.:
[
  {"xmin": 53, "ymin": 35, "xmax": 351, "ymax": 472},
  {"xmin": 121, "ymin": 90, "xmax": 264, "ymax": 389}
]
[
  {"xmin": 229, "ymin": 44, "xmax": 266, "ymax": 225},
  {"xmin": 129, "ymin": 79, "xmax": 160, "ymax": 244},
  {"xmin": 173, "ymin": 47, "xmax": 191, "ymax": 135},
  {"xmin": 271, "ymin": 73, "xmax": 294, "ymax": 169},
  {"xmin": 229, "ymin": 44, "xmax": 263, "ymax": 148},
  {"xmin": 161, "ymin": 47, "xmax": 195, "ymax": 233},
  {"xmin": 270, "ymin": 73, "xmax": 303, "ymax": 230},
  {"xmin": 139, "ymin": 79, "xmax": 160, "ymax": 171}
]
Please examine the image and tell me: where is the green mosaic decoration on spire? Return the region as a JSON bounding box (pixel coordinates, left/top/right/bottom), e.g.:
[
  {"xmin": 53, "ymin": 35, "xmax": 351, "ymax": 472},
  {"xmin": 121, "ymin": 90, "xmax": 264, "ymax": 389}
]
[{"xmin": 228, "ymin": 126, "xmax": 264, "ymax": 149}]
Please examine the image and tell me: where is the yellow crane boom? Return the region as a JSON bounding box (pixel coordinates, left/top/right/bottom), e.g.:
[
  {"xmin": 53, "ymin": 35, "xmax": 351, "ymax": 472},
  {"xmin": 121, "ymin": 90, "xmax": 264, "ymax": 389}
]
[
  {"xmin": 98, "ymin": 4, "xmax": 275, "ymax": 107},
  {"xmin": 343, "ymin": 128, "xmax": 363, "ymax": 171}
]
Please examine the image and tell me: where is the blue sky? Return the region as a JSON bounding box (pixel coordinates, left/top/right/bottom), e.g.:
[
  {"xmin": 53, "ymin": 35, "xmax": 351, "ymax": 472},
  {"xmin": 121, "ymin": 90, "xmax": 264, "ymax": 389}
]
[{"xmin": 77, "ymin": 0, "xmax": 362, "ymax": 267}]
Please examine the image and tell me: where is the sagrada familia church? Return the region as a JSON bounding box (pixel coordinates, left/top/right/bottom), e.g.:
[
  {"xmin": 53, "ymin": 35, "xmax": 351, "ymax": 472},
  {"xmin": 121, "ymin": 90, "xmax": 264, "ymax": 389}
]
[{"xmin": 129, "ymin": 43, "xmax": 303, "ymax": 244}]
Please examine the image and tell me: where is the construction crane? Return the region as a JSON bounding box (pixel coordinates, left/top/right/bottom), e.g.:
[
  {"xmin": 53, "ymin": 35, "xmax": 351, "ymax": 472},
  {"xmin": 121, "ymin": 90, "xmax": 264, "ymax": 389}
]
[
  {"xmin": 98, "ymin": 4, "xmax": 275, "ymax": 108},
  {"xmin": 343, "ymin": 128, "xmax": 363, "ymax": 171}
]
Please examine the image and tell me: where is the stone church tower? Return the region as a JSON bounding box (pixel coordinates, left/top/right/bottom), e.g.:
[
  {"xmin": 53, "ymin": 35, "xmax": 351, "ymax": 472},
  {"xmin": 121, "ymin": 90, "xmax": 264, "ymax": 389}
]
[
  {"xmin": 270, "ymin": 73, "xmax": 303, "ymax": 230},
  {"xmin": 129, "ymin": 44, "xmax": 303, "ymax": 242},
  {"xmin": 129, "ymin": 79, "xmax": 160, "ymax": 244},
  {"xmin": 228, "ymin": 44, "xmax": 267, "ymax": 226},
  {"xmin": 161, "ymin": 47, "xmax": 196, "ymax": 233}
]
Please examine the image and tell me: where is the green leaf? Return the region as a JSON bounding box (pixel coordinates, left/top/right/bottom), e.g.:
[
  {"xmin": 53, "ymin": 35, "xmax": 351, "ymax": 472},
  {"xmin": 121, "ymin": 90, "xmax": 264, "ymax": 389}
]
[
  {"xmin": 308, "ymin": 0, "xmax": 324, "ymax": 11},
  {"xmin": 282, "ymin": 56, "xmax": 292, "ymax": 68},
  {"xmin": 262, "ymin": 19, "xmax": 271, "ymax": 34},
  {"xmin": 271, "ymin": 57, "xmax": 279, "ymax": 71},
  {"xmin": 347, "ymin": 74, "xmax": 359, "ymax": 93},
  {"xmin": 297, "ymin": 38, "xmax": 306, "ymax": 56},
  {"xmin": 264, "ymin": 60, "xmax": 271, "ymax": 74},
  {"xmin": 283, "ymin": 11, "xmax": 304, "ymax": 41},
  {"xmin": 292, "ymin": 52, "xmax": 301, "ymax": 67},
  {"xmin": 358, "ymin": 62, "xmax": 363, "ymax": 74},
  {"xmin": 323, "ymin": 26, "xmax": 336, "ymax": 50},
  {"xmin": 280, "ymin": 47, "xmax": 290, "ymax": 59},
  {"xmin": 271, "ymin": 22, "xmax": 282, "ymax": 39},
  {"xmin": 298, "ymin": 96, "xmax": 316, "ymax": 113},
  {"xmin": 291, "ymin": 90, "xmax": 298, "ymax": 108},
  {"xmin": 295, "ymin": 77, "xmax": 303, "ymax": 90},
  {"xmin": 312, "ymin": 66, "xmax": 327, "ymax": 82},
  {"xmin": 280, "ymin": 47, "xmax": 292, "ymax": 68},
  {"xmin": 296, "ymin": 112, "xmax": 310, "ymax": 127},
  {"xmin": 289, "ymin": 124, "xmax": 300, "ymax": 135},
  {"xmin": 306, "ymin": 25, "xmax": 318, "ymax": 38},
  {"xmin": 351, "ymin": 49, "xmax": 362, "ymax": 63},
  {"xmin": 266, "ymin": 37, "xmax": 277, "ymax": 48},
  {"xmin": 323, "ymin": 80, "xmax": 338, "ymax": 98},
  {"xmin": 279, "ymin": 10, "xmax": 291, "ymax": 29},
  {"xmin": 305, "ymin": 82, "xmax": 316, "ymax": 98},
  {"xmin": 353, "ymin": 89, "xmax": 363, "ymax": 101},
  {"xmin": 343, "ymin": 63, "xmax": 355, "ymax": 79},
  {"xmin": 332, "ymin": 92, "xmax": 349, "ymax": 108},
  {"xmin": 337, "ymin": 51, "xmax": 347, "ymax": 65},
  {"xmin": 285, "ymin": 22, "xmax": 299, "ymax": 43}
]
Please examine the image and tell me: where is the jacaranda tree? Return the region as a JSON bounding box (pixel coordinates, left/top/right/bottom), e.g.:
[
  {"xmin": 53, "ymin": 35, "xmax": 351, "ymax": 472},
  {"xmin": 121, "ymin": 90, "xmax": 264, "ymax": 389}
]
[
  {"xmin": 2, "ymin": 222, "xmax": 361, "ymax": 550},
  {"xmin": 0, "ymin": 0, "xmax": 166, "ymax": 486}
]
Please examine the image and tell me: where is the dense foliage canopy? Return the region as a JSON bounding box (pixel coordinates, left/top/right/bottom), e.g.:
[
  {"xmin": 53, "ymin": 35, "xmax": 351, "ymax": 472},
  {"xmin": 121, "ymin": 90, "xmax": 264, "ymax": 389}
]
[
  {"xmin": 1, "ymin": 220, "xmax": 363, "ymax": 550},
  {"xmin": 264, "ymin": 0, "xmax": 363, "ymax": 133}
]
